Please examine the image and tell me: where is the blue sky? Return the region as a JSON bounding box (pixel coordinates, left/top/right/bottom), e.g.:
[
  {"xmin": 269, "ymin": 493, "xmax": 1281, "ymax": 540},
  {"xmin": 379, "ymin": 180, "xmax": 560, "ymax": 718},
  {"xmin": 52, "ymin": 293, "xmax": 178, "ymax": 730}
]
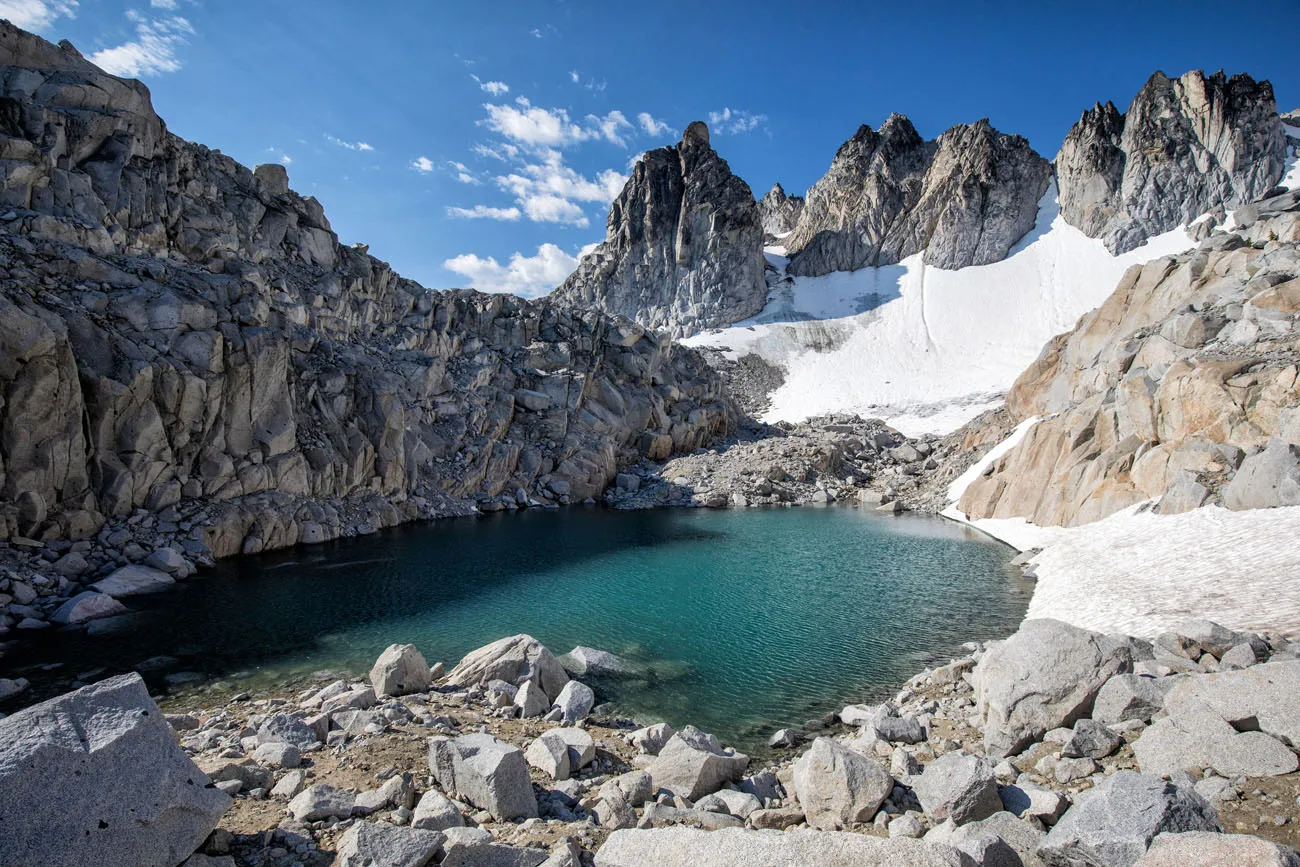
[{"xmin": 6, "ymin": 0, "xmax": 1300, "ymax": 297}]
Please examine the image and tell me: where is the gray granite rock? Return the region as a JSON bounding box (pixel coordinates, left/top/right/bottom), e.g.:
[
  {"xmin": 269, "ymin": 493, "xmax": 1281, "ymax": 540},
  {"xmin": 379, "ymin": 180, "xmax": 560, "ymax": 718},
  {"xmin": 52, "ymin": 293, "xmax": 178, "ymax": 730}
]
[
  {"xmin": 554, "ymin": 121, "xmax": 767, "ymax": 338},
  {"xmin": 914, "ymin": 752, "xmax": 1003, "ymax": 826},
  {"xmin": 595, "ymin": 827, "xmax": 974, "ymax": 867},
  {"xmin": 791, "ymin": 737, "xmax": 893, "ymax": 830},
  {"xmin": 785, "ymin": 114, "xmax": 1051, "ymax": 276},
  {"xmin": 0, "ymin": 673, "xmax": 230, "ymax": 867},
  {"xmin": 428, "ymin": 733, "xmax": 538, "ymax": 821},
  {"xmin": 1057, "ymin": 70, "xmax": 1286, "ymax": 254},
  {"xmin": 370, "ymin": 643, "xmax": 432, "ymax": 697},
  {"xmin": 976, "ymin": 619, "xmax": 1133, "ymax": 757},
  {"xmin": 1037, "ymin": 771, "xmax": 1220, "ymax": 866}
]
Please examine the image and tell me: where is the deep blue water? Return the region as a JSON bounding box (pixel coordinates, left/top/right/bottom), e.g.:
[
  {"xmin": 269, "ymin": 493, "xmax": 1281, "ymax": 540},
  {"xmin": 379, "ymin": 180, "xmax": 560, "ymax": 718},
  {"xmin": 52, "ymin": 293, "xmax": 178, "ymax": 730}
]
[{"xmin": 0, "ymin": 506, "xmax": 1030, "ymax": 748}]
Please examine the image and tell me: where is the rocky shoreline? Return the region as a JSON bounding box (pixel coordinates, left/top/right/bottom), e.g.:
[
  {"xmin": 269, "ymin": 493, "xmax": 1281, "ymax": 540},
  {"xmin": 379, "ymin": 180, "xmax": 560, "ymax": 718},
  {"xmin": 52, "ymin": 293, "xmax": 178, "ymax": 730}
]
[{"xmin": 7, "ymin": 621, "xmax": 1300, "ymax": 867}]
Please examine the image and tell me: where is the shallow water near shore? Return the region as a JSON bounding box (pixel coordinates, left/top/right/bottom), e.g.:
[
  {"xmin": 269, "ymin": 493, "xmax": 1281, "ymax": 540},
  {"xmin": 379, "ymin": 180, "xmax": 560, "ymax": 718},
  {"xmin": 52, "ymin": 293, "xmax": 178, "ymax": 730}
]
[{"xmin": 1, "ymin": 506, "xmax": 1031, "ymax": 749}]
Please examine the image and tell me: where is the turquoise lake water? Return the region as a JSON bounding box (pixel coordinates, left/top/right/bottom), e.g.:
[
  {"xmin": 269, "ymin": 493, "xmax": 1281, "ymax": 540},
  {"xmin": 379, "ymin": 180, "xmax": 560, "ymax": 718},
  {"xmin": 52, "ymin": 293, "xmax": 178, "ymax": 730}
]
[{"xmin": 0, "ymin": 506, "xmax": 1031, "ymax": 749}]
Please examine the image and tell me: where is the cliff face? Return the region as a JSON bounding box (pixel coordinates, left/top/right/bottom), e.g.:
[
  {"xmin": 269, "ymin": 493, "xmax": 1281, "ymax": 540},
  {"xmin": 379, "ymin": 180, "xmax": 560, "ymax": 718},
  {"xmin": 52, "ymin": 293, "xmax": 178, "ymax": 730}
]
[
  {"xmin": 784, "ymin": 115, "xmax": 1051, "ymax": 277},
  {"xmin": 958, "ymin": 191, "xmax": 1300, "ymax": 526},
  {"xmin": 0, "ymin": 23, "xmax": 734, "ymax": 556},
  {"xmin": 756, "ymin": 182, "xmax": 804, "ymax": 238},
  {"xmin": 1056, "ymin": 70, "xmax": 1287, "ymax": 253},
  {"xmin": 553, "ymin": 121, "xmax": 768, "ymax": 338}
]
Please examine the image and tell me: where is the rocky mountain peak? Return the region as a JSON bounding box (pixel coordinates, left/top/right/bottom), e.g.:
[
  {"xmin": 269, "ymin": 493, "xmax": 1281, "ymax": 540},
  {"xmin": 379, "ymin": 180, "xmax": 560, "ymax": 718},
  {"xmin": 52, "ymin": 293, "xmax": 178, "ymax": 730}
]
[
  {"xmin": 757, "ymin": 182, "xmax": 805, "ymax": 238},
  {"xmin": 1056, "ymin": 69, "xmax": 1286, "ymax": 253},
  {"xmin": 784, "ymin": 115, "xmax": 1050, "ymax": 276},
  {"xmin": 682, "ymin": 119, "xmax": 711, "ymax": 149},
  {"xmin": 553, "ymin": 121, "xmax": 766, "ymax": 338}
]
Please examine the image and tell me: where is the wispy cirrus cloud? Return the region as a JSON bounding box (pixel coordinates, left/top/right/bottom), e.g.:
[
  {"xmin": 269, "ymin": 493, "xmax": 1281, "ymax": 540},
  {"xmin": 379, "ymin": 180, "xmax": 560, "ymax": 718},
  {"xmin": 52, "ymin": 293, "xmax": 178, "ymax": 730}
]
[
  {"xmin": 707, "ymin": 107, "xmax": 767, "ymax": 135},
  {"xmin": 446, "ymin": 204, "xmax": 521, "ymax": 221},
  {"xmin": 637, "ymin": 112, "xmax": 674, "ymax": 138},
  {"xmin": 89, "ymin": 8, "xmax": 194, "ymax": 77},
  {"xmin": 471, "ymin": 75, "xmax": 509, "ymax": 97},
  {"xmin": 444, "ymin": 242, "xmax": 592, "ymax": 298},
  {"xmin": 326, "ymin": 135, "xmax": 374, "ymax": 152},
  {"xmin": 411, "ymin": 156, "xmax": 435, "ymax": 174}
]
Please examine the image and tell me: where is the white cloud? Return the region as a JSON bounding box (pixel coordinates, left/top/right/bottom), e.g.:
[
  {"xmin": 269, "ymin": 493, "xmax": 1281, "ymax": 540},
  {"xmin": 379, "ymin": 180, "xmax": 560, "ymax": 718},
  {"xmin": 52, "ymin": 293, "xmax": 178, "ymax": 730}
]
[
  {"xmin": 444, "ymin": 243, "xmax": 580, "ymax": 298},
  {"xmin": 518, "ymin": 194, "xmax": 588, "ymax": 226},
  {"xmin": 707, "ymin": 107, "xmax": 767, "ymax": 135},
  {"xmin": 279, "ymin": 154, "xmax": 292, "ymax": 165},
  {"xmin": 482, "ymin": 100, "xmax": 635, "ymax": 149},
  {"xmin": 569, "ymin": 70, "xmax": 580, "ymax": 83},
  {"xmin": 483, "ymin": 98, "xmax": 596, "ymax": 148},
  {"xmin": 0, "ymin": 0, "xmax": 78, "ymax": 32},
  {"xmin": 446, "ymin": 205, "xmax": 521, "ymax": 221},
  {"xmin": 475, "ymin": 77, "xmax": 509, "ymax": 97},
  {"xmin": 89, "ymin": 10, "xmax": 194, "ymax": 77},
  {"xmin": 447, "ymin": 161, "xmax": 480, "ymax": 184},
  {"xmin": 411, "ymin": 156, "xmax": 435, "ymax": 174},
  {"xmin": 637, "ymin": 112, "xmax": 673, "ymax": 138},
  {"xmin": 587, "ymin": 110, "xmax": 632, "ymax": 147},
  {"xmin": 530, "ymin": 27, "xmax": 543, "ymax": 38},
  {"xmin": 150, "ymin": 0, "xmax": 178, "ymax": 8},
  {"xmin": 493, "ymin": 149, "xmax": 626, "ymax": 227},
  {"xmin": 326, "ymin": 135, "xmax": 374, "ymax": 152}
]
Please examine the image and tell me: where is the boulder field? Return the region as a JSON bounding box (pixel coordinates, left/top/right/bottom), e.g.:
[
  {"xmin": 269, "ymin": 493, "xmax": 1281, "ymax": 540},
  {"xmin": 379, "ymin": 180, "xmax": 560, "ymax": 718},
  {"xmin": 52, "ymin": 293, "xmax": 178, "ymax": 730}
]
[{"xmin": 5, "ymin": 624, "xmax": 1300, "ymax": 866}]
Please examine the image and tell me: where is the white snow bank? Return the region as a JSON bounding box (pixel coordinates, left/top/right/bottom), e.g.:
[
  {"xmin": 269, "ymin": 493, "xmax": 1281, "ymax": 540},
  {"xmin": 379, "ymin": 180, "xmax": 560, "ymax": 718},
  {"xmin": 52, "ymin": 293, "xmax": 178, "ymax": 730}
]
[
  {"xmin": 1283, "ymin": 126, "xmax": 1300, "ymax": 190},
  {"xmin": 683, "ymin": 185, "xmax": 1193, "ymax": 436},
  {"xmin": 942, "ymin": 422, "xmax": 1300, "ymax": 638},
  {"xmin": 964, "ymin": 504, "xmax": 1300, "ymax": 639}
]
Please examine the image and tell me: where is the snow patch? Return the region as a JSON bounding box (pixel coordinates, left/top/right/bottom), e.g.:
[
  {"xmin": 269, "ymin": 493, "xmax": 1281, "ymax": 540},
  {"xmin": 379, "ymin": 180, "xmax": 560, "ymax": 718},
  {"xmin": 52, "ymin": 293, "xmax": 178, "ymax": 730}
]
[
  {"xmin": 953, "ymin": 504, "xmax": 1300, "ymax": 638},
  {"xmin": 683, "ymin": 185, "xmax": 1194, "ymax": 436}
]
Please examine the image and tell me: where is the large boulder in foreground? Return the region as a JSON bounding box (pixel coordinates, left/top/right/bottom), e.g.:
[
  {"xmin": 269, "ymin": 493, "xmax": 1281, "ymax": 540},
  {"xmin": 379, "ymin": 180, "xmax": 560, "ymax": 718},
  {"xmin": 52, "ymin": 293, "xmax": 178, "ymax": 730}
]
[
  {"xmin": 428, "ymin": 733, "xmax": 538, "ymax": 821},
  {"xmin": 1038, "ymin": 771, "xmax": 1220, "ymax": 867},
  {"xmin": 0, "ymin": 673, "xmax": 231, "ymax": 867},
  {"xmin": 445, "ymin": 635, "xmax": 569, "ymax": 702},
  {"xmin": 791, "ymin": 737, "xmax": 893, "ymax": 830},
  {"xmin": 594, "ymin": 827, "xmax": 973, "ymax": 867},
  {"xmin": 1132, "ymin": 831, "xmax": 1300, "ymax": 866},
  {"xmin": 976, "ymin": 619, "xmax": 1133, "ymax": 757},
  {"xmin": 370, "ymin": 644, "xmax": 432, "ymax": 697},
  {"xmin": 646, "ymin": 726, "xmax": 749, "ymax": 801}
]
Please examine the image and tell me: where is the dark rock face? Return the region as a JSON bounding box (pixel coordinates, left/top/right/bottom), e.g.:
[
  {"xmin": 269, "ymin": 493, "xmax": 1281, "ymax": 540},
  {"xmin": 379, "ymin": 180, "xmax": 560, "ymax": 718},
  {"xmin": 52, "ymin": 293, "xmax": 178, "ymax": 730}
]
[
  {"xmin": 785, "ymin": 115, "xmax": 1051, "ymax": 277},
  {"xmin": 0, "ymin": 23, "xmax": 734, "ymax": 554},
  {"xmin": 1057, "ymin": 70, "xmax": 1287, "ymax": 253},
  {"xmin": 757, "ymin": 183, "xmax": 804, "ymax": 238},
  {"xmin": 553, "ymin": 121, "xmax": 767, "ymax": 338}
]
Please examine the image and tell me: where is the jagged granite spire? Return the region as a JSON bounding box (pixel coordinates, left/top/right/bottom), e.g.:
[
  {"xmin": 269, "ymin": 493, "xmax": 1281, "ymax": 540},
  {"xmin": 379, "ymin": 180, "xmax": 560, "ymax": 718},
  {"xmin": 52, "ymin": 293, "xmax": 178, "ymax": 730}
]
[
  {"xmin": 757, "ymin": 182, "xmax": 804, "ymax": 238},
  {"xmin": 553, "ymin": 121, "xmax": 767, "ymax": 338},
  {"xmin": 1056, "ymin": 70, "xmax": 1287, "ymax": 253},
  {"xmin": 784, "ymin": 114, "xmax": 1051, "ymax": 277}
]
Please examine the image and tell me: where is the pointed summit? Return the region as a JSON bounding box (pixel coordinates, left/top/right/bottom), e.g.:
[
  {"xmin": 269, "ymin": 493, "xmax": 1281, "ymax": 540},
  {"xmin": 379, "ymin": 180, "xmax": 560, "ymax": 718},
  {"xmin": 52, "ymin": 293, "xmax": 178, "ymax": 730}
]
[{"xmin": 553, "ymin": 125, "xmax": 765, "ymax": 337}]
